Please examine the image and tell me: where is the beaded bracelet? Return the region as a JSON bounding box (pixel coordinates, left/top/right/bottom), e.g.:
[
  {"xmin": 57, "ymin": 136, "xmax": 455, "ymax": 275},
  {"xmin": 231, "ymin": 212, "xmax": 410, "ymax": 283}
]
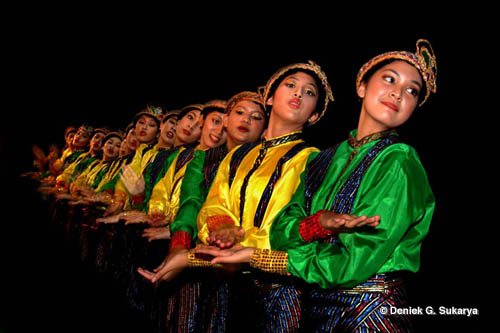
[
  {"xmin": 170, "ymin": 230, "xmax": 192, "ymax": 250},
  {"xmin": 249, "ymin": 249, "xmax": 290, "ymax": 275},
  {"xmin": 299, "ymin": 210, "xmax": 337, "ymax": 242},
  {"xmin": 207, "ymin": 215, "xmax": 235, "ymax": 232},
  {"xmin": 187, "ymin": 248, "xmax": 214, "ymax": 268}
]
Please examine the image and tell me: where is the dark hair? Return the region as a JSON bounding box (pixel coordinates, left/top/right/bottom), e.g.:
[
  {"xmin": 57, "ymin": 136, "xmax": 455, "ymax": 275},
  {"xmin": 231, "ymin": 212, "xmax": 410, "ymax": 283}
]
[
  {"xmin": 265, "ymin": 68, "xmax": 326, "ymax": 120},
  {"xmin": 360, "ymin": 59, "xmax": 426, "ymax": 105}
]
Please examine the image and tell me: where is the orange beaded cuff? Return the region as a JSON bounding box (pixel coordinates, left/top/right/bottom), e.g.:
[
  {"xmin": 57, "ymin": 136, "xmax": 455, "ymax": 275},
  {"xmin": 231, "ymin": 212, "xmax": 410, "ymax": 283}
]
[
  {"xmin": 249, "ymin": 249, "xmax": 290, "ymax": 276},
  {"xmin": 207, "ymin": 215, "xmax": 235, "ymax": 233},
  {"xmin": 299, "ymin": 210, "xmax": 336, "ymax": 242}
]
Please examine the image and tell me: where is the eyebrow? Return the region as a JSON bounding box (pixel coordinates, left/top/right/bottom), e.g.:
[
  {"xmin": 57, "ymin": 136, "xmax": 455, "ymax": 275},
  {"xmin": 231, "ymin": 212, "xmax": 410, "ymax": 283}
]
[
  {"xmin": 386, "ymin": 69, "xmax": 422, "ymax": 88},
  {"xmin": 287, "ymin": 75, "xmax": 318, "ymax": 90}
]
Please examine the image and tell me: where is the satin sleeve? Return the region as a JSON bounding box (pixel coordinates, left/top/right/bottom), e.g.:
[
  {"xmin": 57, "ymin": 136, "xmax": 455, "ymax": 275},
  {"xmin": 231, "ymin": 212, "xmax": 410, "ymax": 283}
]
[
  {"xmin": 197, "ymin": 150, "xmax": 237, "ymax": 244},
  {"xmin": 148, "ymin": 148, "xmax": 183, "ymax": 218},
  {"xmin": 171, "ymin": 150, "xmax": 207, "ymax": 238},
  {"xmin": 270, "ymin": 152, "xmax": 319, "ymax": 251},
  {"xmin": 284, "ymin": 146, "xmax": 435, "ymax": 289},
  {"xmin": 113, "ymin": 144, "xmax": 147, "ymax": 199}
]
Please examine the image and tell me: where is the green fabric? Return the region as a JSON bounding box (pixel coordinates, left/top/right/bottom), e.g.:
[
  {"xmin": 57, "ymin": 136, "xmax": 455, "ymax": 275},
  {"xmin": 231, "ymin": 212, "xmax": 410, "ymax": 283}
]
[
  {"xmin": 91, "ymin": 162, "xmax": 112, "ymax": 189},
  {"xmin": 270, "ymin": 129, "xmax": 435, "ymax": 289},
  {"xmin": 96, "ymin": 156, "xmax": 130, "ymax": 193},
  {"xmin": 170, "ymin": 149, "xmax": 207, "ymax": 238},
  {"xmin": 70, "ymin": 154, "xmax": 99, "ymax": 183}
]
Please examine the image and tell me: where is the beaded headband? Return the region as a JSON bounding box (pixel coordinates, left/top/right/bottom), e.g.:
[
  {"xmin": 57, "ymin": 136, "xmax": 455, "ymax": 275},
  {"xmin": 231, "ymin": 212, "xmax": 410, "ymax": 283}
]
[
  {"xmin": 356, "ymin": 39, "xmax": 437, "ymax": 106},
  {"xmin": 103, "ymin": 131, "xmax": 123, "ymax": 144},
  {"xmin": 65, "ymin": 126, "xmax": 77, "ymax": 136},
  {"xmin": 178, "ymin": 103, "xmax": 204, "ymax": 121},
  {"xmin": 201, "ymin": 99, "xmax": 227, "ymax": 115},
  {"xmin": 263, "ymin": 60, "xmax": 334, "ymax": 125},
  {"xmin": 161, "ymin": 110, "xmax": 180, "ymax": 124},
  {"xmin": 225, "ymin": 91, "xmax": 266, "ymax": 116},
  {"xmin": 78, "ymin": 125, "xmax": 94, "ymax": 137},
  {"xmin": 92, "ymin": 127, "xmax": 110, "ymax": 137},
  {"xmin": 134, "ymin": 105, "xmax": 164, "ymax": 125}
]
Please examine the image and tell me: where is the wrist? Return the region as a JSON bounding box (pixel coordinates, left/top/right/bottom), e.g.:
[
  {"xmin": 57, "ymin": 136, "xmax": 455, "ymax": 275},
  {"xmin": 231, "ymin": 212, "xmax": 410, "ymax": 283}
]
[
  {"xmin": 249, "ymin": 248, "xmax": 290, "ymax": 275},
  {"xmin": 299, "ymin": 209, "xmax": 336, "ymax": 242},
  {"xmin": 207, "ymin": 215, "xmax": 235, "ymax": 233},
  {"xmin": 187, "ymin": 248, "xmax": 214, "ymax": 268},
  {"xmin": 170, "ymin": 230, "xmax": 192, "ymax": 251}
]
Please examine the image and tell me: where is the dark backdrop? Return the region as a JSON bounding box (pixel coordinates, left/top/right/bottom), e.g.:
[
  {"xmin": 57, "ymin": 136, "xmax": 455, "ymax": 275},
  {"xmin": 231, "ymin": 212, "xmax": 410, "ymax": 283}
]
[{"xmin": 2, "ymin": 21, "xmax": 488, "ymax": 331}]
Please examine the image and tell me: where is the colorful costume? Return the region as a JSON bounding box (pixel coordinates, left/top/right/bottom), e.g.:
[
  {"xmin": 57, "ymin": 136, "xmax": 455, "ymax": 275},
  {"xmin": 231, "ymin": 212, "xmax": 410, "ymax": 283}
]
[{"xmin": 251, "ymin": 39, "xmax": 438, "ymax": 331}]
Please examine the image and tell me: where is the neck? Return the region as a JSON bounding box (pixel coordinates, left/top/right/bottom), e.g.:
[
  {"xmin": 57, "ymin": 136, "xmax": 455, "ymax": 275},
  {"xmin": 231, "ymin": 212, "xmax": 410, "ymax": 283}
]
[
  {"xmin": 125, "ymin": 146, "xmax": 135, "ymax": 155},
  {"xmin": 140, "ymin": 139, "xmax": 155, "ymax": 146},
  {"xmin": 103, "ymin": 155, "xmax": 113, "ymax": 162},
  {"xmin": 199, "ymin": 141, "xmax": 209, "ymax": 151},
  {"xmin": 265, "ymin": 115, "xmax": 303, "ymax": 140},
  {"xmin": 356, "ymin": 108, "xmax": 389, "ymax": 140},
  {"xmin": 157, "ymin": 138, "xmax": 172, "ymax": 149},
  {"xmin": 226, "ymin": 136, "xmax": 240, "ymax": 152},
  {"xmin": 174, "ymin": 137, "xmax": 186, "ymax": 147}
]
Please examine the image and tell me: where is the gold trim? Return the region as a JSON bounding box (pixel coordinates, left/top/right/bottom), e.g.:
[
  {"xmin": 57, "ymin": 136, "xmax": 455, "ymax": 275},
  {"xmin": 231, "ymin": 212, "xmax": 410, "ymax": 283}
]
[
  {"xmin": 356, "ymin": 39, "xmax": 437, "ymax": 106},
  {"xmin": 263, "ymin": 60, "xmax": 334, "ymax": 125}
]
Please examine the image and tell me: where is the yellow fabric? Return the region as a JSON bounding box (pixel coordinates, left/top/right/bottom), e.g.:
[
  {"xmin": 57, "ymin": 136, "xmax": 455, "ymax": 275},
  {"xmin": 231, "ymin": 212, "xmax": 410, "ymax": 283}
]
[
  {"xmin": 52, "ymin": 147, "xmax": 72, "ymax": 172},
  {"xmin": 70, "ymin": 159, "xmax": 100, "ymax": 192},
  {"xmin": 55, "ymin": 151, "xmax": 90, "ymax": 185},
  {"xmin": 148, "ymin": 146, "xmax": 198, "ymax": 223},
  {"xmin": 114, "ymin": 143, "xmax": 160, "ymax": 209},
  {"xmin": 94, "ymin": 157, "xmax": 125, "ymax": 192},
  {"xmin": 197, "ymin": 139, "xmax": 318, "ymax": 249}
]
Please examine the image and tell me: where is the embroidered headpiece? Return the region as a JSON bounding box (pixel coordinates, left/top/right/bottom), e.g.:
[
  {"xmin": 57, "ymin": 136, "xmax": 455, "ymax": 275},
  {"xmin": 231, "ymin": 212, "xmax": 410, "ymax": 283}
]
[
  {"xmin": 161, "ymin": 110, "xmax": 181, "ymax": 124},
  {"xmin": 356, "ymin": 39, "xmax": 437, "ymax": 106},
  {"xmin": 134, "ymin": 104, "xmax": 164, "ymax": 126},
  {"xmin": 202, "ymin": 99, "xmax": 227, "ymax": 116},
  {"xmin": 263, "ymin": 60, "xmax": 334, "ymax": 125},
  {"xmin": 78, "ymin": 125, "xmax": 94, "ymax": 137},
  {"xmin": 103, "ymin": 130, "xmax": 123, "ymax": 144},
  {"xmin": 225, "ymin": 91, "xmax": 266, "ymax": 116},
  {"xmin": 178, "ymin": 103, "xmax": 204, "ymax": 121}
]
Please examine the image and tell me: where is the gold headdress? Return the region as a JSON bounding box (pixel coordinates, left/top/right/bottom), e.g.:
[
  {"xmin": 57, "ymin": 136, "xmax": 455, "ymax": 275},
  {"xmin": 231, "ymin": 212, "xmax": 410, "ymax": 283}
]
[
  {"xmin": 134, "ymin": 104, "xmax": 164, "ymax": 126},
  {"xmin": 103, "ymin": 130, "xmax": 124, "ymax": 144},
  {"xmin": 161, "ymin": 109, "xmax": 181, "ymax": 123},
  {"xmin": 202, "ymin": 99, "xmax": 227, "ymax": 116},
  {"xmin": 225, "ymin": 91, "xmax": 266, "ymax": 116},
  {"xmin": 178, "ymin": 103, "xmax": 204, "ymax": 120},
  {"xmin": 263, "ymin": 60, "xmax": 334, "ymax": 125},
  {"xmin": 78, "ymin": 125, "xmax": 94, "ymax": 137},
  {"xmin": 356, "ymin": 39, "xmax": 437, "ymax": 106}
]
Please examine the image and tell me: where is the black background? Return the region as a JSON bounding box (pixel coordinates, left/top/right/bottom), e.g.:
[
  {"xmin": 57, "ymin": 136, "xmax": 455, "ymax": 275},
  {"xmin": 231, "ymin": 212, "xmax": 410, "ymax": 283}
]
[{"xmin": 1, "ymin": 14, "xmax": 489, "ymax": 332}]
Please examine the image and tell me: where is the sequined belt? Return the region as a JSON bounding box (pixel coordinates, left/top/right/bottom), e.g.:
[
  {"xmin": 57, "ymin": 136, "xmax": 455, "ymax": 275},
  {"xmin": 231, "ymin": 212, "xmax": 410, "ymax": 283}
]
[{"xmin": 335, "ymin": 273, "xmax": 404, "ymax": 294}]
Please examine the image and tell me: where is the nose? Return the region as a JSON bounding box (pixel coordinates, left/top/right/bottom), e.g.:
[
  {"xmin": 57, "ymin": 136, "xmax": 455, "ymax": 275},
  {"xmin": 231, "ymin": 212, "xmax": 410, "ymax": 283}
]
[
  {"xmin": 391, "ymin": 87, "xmax": 402, "ymax": 100},
  {"xmin": 294, "ymin": 87, "xmax": 302, "ymax": 99}
]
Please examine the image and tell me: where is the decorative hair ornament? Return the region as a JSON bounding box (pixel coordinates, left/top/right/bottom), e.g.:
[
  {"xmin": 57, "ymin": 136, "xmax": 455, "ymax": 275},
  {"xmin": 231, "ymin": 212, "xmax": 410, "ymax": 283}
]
[
  {"xmin": 225, "ymin": 91, "xmax": 265, "ymax": 115},
  {"xmin": 161, "ymin": 110, "xmax": 181, "ymax": 123},
  {"xmin": 134, "ymin": 104, "xmax": 164, "ymax": 125},
  {"xmin": 202, "ymin": 99, "xmax": 227, "ymax": 115},
  {"xmin": 177, "ymin": 103, "xmax": 204, "ymax": 121},
  {"xmin": 356, "ymin": 39, "xmax": 437, "ymax": 106},
  {"xmin": 103, "ymin": 130, "xmax": 123, "ymax": 143},
  {"xmin": 93, "ymin": 127, "xmax": 110, "ymax": 136},
  {"xmin": 79, "ymin": 125, "xmax": 94, "ymax": 136},
  {"xmin": 147, "ymin": 104, "xmax": 164, "ymax": 117},
  {"xmin": 263, "ymin": 60, "xmax": 334, "ymax": 125}
]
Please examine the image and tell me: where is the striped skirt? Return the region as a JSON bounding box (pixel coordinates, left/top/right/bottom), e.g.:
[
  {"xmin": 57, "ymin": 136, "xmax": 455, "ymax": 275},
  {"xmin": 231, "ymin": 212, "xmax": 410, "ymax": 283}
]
[{"xmin": 303, "ymin": 273, "xmax": 413, "ymax": 332}]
